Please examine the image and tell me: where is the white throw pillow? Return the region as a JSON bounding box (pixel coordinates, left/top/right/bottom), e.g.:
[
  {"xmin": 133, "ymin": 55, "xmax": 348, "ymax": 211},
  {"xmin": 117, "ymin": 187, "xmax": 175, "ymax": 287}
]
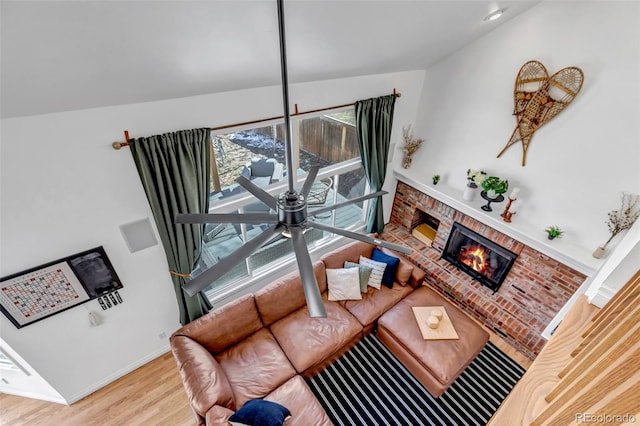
[
  {"xmin": 359, "ymin": 256, "xmax": 387, "ymax": 290},
  {"xmin": 326, "ymin": 268, "xmax": 362, "ymax": 301}
]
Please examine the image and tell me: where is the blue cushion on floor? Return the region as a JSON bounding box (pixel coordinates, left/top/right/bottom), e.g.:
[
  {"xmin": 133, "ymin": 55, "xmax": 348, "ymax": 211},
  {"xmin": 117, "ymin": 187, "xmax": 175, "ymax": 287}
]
[{"xmin": 229, "ymin": 399, "xmax": 291, "ymax": 426}]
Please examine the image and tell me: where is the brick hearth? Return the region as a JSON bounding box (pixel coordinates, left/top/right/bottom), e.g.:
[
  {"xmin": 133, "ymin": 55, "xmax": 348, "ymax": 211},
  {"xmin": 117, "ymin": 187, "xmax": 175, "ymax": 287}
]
[{"xmin": 382, "ymin": 181, "xmax": 587, "ymax": 360}]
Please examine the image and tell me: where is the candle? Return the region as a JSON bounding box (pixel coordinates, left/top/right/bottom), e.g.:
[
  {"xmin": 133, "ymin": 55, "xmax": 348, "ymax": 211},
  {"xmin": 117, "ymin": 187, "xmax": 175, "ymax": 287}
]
[
  {"xmin": 510, "ymin": 187, "xmax": 520, "ymax": 200},
  {"xmin": 427, "ymin": 316, "xmax": 440, "ymax": 329}
]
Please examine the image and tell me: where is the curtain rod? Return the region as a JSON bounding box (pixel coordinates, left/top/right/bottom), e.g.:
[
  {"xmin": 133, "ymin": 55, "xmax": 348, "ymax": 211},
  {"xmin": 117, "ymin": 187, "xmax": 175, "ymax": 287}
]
[{"xmin": 111, "ymin": 89, "xmax": 401, "ymax": 150}]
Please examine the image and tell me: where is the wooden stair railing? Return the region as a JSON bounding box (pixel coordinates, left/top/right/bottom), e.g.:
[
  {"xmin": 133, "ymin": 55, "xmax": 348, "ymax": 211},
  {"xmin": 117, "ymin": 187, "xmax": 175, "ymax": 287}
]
[{"xmin": 490, "ymin": 270, "xmax": 640, "ymax": 425}]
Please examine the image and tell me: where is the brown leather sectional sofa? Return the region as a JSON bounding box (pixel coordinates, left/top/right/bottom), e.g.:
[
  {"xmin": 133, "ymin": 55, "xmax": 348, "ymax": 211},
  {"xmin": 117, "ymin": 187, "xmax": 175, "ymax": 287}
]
[{"xmin": 170, "ymin": 240, "xmax": 428, "ymax": 425}]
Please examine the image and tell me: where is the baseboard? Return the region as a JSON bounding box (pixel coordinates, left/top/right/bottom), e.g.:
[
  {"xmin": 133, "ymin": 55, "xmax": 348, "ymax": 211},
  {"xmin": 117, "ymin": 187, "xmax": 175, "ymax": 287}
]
[
  {"xmin": 64, "ymin": 344, "xmax": 171, "ymax": 405},
  {"xmin": 0, "ymin": 388, "xmax": 68, "ymax": 405}
]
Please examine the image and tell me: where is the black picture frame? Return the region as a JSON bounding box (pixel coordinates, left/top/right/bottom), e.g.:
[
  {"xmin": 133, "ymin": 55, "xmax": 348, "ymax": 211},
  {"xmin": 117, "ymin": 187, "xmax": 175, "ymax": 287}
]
[{"xmin": 0, "ymin": 246, "xmax": 123, "ymax": 328}]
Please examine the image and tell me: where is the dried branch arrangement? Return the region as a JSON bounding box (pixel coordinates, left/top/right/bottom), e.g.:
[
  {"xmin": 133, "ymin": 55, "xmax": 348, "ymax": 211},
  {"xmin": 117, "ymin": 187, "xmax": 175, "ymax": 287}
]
[
  {"xmin": 594, "ymin": 192, "xmax": 640, "ymax": 258},
  {"xmin": 401, "ymin": 125, "xmax": 425, "ymax": 169},
  {"xmin": 604, "ymin": 192, "xmax": 640, "ymax": 247}
]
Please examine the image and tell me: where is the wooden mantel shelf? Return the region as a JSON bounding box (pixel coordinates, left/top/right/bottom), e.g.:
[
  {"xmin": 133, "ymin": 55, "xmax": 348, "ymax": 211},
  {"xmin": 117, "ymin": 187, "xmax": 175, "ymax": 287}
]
[
  {"xmin": 488, "ymin": 295, "xmax": 598, "ymax": 424},
  {"xmin": 393, "ymin": 171, "xmax": 603, "ymax": 276}
]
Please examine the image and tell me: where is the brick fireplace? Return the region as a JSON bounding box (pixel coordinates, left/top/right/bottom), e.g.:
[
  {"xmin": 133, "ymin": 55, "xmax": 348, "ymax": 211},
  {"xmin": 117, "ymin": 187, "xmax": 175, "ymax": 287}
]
[{"xmin": 382, "ymin": 181, "xmax": 587, "ymax": 360}]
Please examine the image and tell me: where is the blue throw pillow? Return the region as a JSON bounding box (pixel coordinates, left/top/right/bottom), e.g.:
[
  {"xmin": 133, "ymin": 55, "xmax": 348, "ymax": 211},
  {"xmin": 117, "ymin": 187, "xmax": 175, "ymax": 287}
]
[
  {"xmin": 229, "ymin": 399, "xmax": 291, "ymax": 426},
  {"xmin": 371, "ymin": 248, "xmax": 400, "ymax": 288}
]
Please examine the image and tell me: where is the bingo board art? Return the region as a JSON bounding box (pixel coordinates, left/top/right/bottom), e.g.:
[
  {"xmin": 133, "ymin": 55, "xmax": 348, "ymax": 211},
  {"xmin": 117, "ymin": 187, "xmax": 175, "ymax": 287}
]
[{"xmin": 0, "ymin": 247, "xmax": 122, "ymax": 328}]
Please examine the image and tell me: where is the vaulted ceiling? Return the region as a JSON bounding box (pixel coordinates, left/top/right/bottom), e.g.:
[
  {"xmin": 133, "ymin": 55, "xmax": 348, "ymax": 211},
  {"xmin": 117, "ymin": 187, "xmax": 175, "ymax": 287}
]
[{"xmin": 0, "ymin": 0, "xmax": 539, "ymax": 118}]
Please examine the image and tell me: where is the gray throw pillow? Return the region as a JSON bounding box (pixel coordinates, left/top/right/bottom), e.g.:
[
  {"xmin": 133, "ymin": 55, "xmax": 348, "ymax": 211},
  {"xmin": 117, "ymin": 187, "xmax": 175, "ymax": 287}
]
[
  {"xmin": 358, "ymin": 256, "xmax": 387, "ymax": 290},
  {"xmin": 344, "ymin": 261, "xmax": 372, "ymax": 293}
]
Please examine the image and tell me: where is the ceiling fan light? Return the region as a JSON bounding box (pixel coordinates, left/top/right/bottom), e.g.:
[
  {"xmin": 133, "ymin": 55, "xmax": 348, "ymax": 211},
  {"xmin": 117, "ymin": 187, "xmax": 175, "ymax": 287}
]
[
  {"xmin": 281, "ymin": 227, "xmax": 308, "ymax": 238},
  {"xmin": 484, "ymin": 8, "xmax": 507, "ymax": 21}
]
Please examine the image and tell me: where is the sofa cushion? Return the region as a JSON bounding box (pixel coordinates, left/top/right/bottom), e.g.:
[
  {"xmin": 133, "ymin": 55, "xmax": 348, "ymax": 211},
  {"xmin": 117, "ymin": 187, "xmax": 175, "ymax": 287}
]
[
  {"xmin": 344, "ymin": 261, "xmax": 372, "ymax": 292},
  {"xmin": 359, "ymin": 256, "xmax": 386, "ymax": 290},
  {"xmin": 229, "ymin": 399, "xmax": 291, "ymax": 426},
  {"xmin": 269, "ymin": 301, "xmax": 362, "ymax": 373},
  {"xmin": 339, "ymin": 282, "xmax": 414, "ymax": 328},
  {"xmin": 380, "ymin": 247, "xmax": 426, "ymax": 288},
  {"xmin": 170, "ymin": 335, "xmax": 235, "ymax": 417},
  {"xmin": 326, "ymin": 268, "xmax": 361, "ymax": 301},
  {"xmin": 175, "ymin": 293, "xmax": 263, "ymax": 355},
  {"xmin": 255, "ymin": 261, "xmax": 327, "ymax": 326},
  {"xmin": 265, "ymin": 376, "xmax": 333, "ymax": 426},
  {"xmin": 206, "ymin": 376, "xmax": 333, "ymax": 426},
  {"xmin": 206, "ymin": 405, "xmax": 236, "ymax": 426},
  {"xmin": 380, "ymin": 247, "xmax": 416, "ymax": 285},
  {"xmin": 371, "ymin": 248, "xmax": 400, "ymax": 288},
  {"xmin": 320, "ymin": 240, "xmax": 374, "ymax": 269},
  {"xmin": 216, "ymin": 328, "xmax": 296, "ymax": 409},
  {"xmin": 395, "ymin": 261, "xmax": 414, "ymax": 286}
]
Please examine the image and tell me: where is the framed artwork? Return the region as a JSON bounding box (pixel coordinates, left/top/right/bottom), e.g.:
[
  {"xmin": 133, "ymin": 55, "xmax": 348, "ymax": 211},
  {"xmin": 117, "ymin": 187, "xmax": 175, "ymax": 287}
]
[{"xmin": 0, "ymin": 246, "xmax": 122, "ymax": 328}]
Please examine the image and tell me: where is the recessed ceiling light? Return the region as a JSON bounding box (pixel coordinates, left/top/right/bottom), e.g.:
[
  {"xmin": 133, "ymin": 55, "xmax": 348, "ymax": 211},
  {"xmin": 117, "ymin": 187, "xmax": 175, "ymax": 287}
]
[{"xmin": 484, "ymin": 8, "xmax": 507, "ymax": 21}]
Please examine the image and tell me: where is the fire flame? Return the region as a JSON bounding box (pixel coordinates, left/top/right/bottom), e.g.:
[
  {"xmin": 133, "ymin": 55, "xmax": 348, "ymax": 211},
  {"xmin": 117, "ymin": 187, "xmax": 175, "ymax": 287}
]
[{"xmin": 459, "ymin": 246, "xmax": 487, "ymax": 273}]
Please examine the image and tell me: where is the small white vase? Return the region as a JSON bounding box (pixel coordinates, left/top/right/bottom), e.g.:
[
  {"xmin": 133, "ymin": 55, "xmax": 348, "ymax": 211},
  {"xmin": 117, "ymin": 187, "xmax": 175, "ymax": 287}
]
[
  {"xmin": 592, "ymin": 246, "xmax": 606, "ymax": 259},
  {"xmin": 462, "ymin": 182, "xmax": 476, "ymax": 201},
  {"xmin": 487, "ymin": 189, "xmax": 498, "ymax": 199}
]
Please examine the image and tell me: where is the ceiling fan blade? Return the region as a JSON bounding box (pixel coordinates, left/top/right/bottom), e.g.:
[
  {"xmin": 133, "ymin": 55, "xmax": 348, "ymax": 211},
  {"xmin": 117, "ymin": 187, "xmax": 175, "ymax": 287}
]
[
  {"xmin": 236, "ymin": 175, "xmax": 279, "ymax": 210},
  {"xmin": 175, "ymin": 213, "xmax": 278, "ymax": 225},
  {"xmin": 289, "ymin": 227, "xmax": 327, "ymax": 318},
  {"xmin": 308, "ymin": 221, "xmax": 412, "ymax": 255},
  {"xmin": 183, "ymin": 224, "xmax": 284, "ymax": 297},
  {"xmin": 300, "ymin": 166, "xmax": 320, "ymax": 198},
  {"xmin": 308, "ymin": 190, "xmax": 388, "ymax": 217}
]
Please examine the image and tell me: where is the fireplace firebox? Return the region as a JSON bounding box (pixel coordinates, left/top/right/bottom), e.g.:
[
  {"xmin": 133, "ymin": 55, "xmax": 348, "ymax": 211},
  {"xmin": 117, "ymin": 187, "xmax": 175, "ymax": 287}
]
[{"xmin": 442, "ymin": 222, "xmax": 517, "ymax": 293}]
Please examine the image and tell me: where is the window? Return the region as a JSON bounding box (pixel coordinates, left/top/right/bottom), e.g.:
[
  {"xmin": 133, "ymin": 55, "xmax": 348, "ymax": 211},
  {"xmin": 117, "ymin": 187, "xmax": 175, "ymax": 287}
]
[
  {"xmin": 209, "ymin": 123, "xmax": 287, "ymax": 196},
  {"xmin": 192, "ymin": 108, "xmax": 369, "ymax": 300}
]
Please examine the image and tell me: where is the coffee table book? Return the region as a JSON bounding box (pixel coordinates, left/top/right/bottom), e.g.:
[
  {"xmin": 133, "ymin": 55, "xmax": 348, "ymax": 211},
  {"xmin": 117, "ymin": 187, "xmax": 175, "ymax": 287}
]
[{"xmin": 412, "ymin": 306, "xmax": 459, "ymax": 340}]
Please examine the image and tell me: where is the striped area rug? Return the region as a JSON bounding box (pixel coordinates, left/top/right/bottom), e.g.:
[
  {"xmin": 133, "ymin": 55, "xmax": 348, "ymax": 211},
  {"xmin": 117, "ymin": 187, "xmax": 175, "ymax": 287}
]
[{"xmin": 306, "ymin": 334, "xmax": 525, "ymax": 426}]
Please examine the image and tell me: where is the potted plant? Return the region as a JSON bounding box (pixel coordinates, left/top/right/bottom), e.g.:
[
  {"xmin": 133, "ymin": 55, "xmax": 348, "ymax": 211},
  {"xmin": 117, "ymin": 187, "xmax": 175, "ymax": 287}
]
[
  {"xmin": 432, "ymin": 174, "xmax": 440, "ymax": 185},
  {"xmin": 545, "ymin": 226, "xmax": 564, "ymax": 240},
  {"xmin": 466, "ymin": 169, "xmax": 487, "ymax": 188},
  {"xmin": 481, "ymin": 176, "xmax": 509, "ymax": 199},
  {"xmin": 463, "ymin": 169, "xmax": 487, "ymax": 201}
]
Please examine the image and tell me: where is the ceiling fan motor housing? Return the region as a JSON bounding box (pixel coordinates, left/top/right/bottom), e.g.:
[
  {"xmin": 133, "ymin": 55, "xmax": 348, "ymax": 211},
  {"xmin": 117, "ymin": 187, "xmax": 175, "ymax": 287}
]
[{"xmin": 278, "ymin": 191, "xmax": 308, "ymax": 230}]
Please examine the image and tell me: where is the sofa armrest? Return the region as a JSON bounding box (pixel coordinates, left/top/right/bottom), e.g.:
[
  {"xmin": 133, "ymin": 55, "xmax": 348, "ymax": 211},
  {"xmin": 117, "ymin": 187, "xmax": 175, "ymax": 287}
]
[
  {"xmin": 409, "ymin": 266, "xmax": 427, "ymax": 288},
  {"xmin": 170, "ymin": 335, "xmax": 235, "ymax": 418}
]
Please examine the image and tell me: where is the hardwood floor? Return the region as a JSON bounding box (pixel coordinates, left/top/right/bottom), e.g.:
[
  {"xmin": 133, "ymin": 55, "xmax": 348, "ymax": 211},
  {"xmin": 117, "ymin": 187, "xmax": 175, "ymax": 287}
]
[
  {"xmin": 0, "ymin": 352, "xmax": 194, "ymax": 426},
  {"xmin": 0, "ymin": 328, "xmax": 531, "ymax": 426},
  {"xmin": 486, "ymin": 327, "xmax": 532, "ymax": 370}
]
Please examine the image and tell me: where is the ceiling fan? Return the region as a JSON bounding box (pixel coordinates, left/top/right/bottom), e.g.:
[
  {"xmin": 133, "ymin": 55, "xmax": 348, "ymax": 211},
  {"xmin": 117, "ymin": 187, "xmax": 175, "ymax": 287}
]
[{"xmin": 175, "ymin": 0, "xmax": 411, "ymax": 318}]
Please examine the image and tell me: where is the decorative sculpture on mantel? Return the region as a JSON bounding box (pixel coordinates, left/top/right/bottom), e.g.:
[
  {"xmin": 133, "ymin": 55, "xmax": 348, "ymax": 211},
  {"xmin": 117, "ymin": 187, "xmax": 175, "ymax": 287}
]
[{"xmin": 497, "ymin": 60, "xmax": 584, "ymax": 166}]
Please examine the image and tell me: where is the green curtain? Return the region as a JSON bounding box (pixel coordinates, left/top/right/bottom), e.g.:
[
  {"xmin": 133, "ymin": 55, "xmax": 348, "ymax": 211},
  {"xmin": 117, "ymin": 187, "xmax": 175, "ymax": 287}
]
[
  {"xmin": 355, "ymin": 94, "xmax": 396, "ymax": 233},
  {"xmin": 130, "ymin": 128, "xmax": 212, "ymax": 325}
]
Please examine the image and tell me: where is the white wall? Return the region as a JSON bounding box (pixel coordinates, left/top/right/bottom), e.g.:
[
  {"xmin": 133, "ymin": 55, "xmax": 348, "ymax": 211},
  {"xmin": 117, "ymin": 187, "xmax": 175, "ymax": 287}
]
[
  {"xmin": 0, "ymin": 71, "xmax": 424, "ymax": 402},
  {"xmin": 585, "ymin": 221, "xmax": 640, "ymax": 308},
  {"xmin": 402, "ymin": 1, "xmax": 640, "ymax": 255}
]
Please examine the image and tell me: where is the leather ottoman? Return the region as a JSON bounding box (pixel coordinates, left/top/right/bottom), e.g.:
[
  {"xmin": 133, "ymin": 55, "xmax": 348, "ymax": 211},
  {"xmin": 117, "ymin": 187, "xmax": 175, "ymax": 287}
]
[{"xmin": 376, "ymin": 285, "xmax": 489, "ymax": 397}]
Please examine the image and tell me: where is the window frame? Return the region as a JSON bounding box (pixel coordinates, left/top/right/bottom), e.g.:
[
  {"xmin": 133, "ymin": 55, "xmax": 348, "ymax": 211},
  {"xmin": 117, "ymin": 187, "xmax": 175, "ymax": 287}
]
[
  {"xmin": 202, "ymin": 107, "xmax": 370, "ymax": 301},
  {"xmin": 207, "ymin": 106, "xmax": 364, "ymax": 214}
]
